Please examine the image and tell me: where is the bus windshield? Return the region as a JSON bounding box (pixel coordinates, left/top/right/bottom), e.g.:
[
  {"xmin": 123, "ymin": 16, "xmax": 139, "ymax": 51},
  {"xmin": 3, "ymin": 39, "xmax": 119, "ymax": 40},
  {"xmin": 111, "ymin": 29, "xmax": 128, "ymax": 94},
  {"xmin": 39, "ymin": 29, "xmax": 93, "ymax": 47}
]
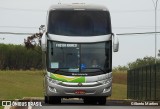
[
  {"xmin": 47, "ymin": 41, "xmax": 112, "ymax": 76},
  {"xmin": 48, "ymin": 10, "xmax": 111, "ymax": 36}
]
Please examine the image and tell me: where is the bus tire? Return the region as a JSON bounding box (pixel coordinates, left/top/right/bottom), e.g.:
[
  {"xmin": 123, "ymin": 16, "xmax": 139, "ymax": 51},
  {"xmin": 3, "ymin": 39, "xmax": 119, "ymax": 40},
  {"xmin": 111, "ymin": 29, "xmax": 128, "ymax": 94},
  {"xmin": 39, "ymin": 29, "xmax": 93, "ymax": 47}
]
[
  {"xmin": 97, "ymin": 97, "xmax": 106, "ymax": 105},
  {"xmin": 44, "ymin": 96, "xmax": 48, "ymax": 103},
  {"xmin": 83, "ymin": 97, "xmax": 97, "ymax": 105},
  {"xmin": 48, "ymin": 96, "xmax": 61, "ymax": 104}
]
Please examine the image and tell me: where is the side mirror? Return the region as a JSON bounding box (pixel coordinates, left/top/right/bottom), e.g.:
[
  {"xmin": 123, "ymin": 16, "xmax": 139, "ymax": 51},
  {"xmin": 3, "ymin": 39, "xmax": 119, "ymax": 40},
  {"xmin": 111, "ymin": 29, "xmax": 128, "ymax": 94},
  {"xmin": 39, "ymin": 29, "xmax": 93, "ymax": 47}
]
[
  {"xmin": 112, "ymin": 33, "xmax": 119, "ymax": 52},
  {"xmin": 41, "ymin": 32, "xmax": 47, "ymax": 52},
  {"xmin": 39, "ymin": 25, "xmax": 47, "ymax": 51},
  {"xmin": 39, "ymin": 25, "xmax": 46, "ymax": 34}
]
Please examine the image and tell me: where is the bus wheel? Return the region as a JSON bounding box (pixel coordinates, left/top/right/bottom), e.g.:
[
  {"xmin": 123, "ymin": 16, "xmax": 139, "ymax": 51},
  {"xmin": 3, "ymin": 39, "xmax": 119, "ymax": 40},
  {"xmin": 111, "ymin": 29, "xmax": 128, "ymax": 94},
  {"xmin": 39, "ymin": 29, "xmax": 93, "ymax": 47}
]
[
  {"xmin": 48, "ymin": 96, "xmax": 61, "ymax": 104},
  {"xmin": 44, "ymin": 96, "xmax": 48, "ymax": 103},
  {"xmin": 97, "ymin": 97, "xmax": 106, "ymax": 105},
  {"xmin": 83, "ymin": 98, "xmax": 97, "ymax": 105}
]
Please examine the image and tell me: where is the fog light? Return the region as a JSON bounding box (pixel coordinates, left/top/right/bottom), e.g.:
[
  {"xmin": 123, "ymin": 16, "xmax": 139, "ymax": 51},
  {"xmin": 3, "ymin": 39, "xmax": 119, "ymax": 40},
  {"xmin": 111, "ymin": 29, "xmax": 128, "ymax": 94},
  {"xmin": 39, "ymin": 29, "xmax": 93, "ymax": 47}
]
[
  {"xmin": 48, "ymin": 86, "xmax": 57, "ymax": 93},
  {"xmin": 103, "ymin": 87, "xmax": 111, "ymax": 93}
]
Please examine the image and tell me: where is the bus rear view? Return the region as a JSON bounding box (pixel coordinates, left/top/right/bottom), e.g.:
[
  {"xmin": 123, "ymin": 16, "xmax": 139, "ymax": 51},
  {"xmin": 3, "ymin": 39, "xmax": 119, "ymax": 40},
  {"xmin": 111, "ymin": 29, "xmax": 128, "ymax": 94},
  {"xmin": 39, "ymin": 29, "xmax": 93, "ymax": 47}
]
[{"xmin": 41, "ymin": 4, "xmax": 119, "ymax": 105}]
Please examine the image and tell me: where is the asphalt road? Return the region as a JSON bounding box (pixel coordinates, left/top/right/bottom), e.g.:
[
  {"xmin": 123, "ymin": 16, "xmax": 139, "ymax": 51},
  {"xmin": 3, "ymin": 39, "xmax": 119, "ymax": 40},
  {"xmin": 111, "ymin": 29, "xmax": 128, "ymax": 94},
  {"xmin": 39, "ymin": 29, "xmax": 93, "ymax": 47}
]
[
  {"xmin": 31, "ymin": 99, "xmax": 160, "ymax": 109},
  {"xmin": 5, "ymin": 99, "xmax": 160, "ymax": 109},
  {"xmin": 41, "ymin": 99, "xmax": 130, "ymax": 106}
]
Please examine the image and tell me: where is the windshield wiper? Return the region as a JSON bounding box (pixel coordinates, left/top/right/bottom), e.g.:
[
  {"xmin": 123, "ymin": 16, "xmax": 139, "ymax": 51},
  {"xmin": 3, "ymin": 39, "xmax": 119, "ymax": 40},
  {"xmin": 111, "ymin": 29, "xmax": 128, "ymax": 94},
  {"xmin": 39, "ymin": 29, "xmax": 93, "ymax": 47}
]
[
  {"xmin": 84, "ymin": 68, "xmax": 106, "ymax": 73},
  {"xmin": 53, "ymin": 69, "xmax": 60, "ymax": 73},
  {"xmin": 96, "ymin": 68, "xmax": 106, "ymax": 73},
  {"xmin": 52, "ymin": 68, "xmax": 68, "ymax": 73}
]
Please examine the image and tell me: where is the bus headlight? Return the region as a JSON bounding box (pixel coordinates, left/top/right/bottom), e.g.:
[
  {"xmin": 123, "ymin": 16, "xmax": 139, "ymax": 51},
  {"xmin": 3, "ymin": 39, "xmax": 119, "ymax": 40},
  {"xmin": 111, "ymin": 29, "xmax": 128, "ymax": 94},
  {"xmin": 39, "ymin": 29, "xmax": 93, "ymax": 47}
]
[{"xmin": 98, "ymin": 78, "xmax": 112, "ymax": 85}]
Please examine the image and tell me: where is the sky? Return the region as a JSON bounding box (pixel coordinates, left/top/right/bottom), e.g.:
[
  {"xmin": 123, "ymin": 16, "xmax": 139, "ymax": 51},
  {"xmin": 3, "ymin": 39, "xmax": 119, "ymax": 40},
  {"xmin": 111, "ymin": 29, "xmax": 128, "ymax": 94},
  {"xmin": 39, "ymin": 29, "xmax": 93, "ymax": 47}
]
[{"xmin": 0, "ymin": 0, "xmax": 160, "ymax": 67}]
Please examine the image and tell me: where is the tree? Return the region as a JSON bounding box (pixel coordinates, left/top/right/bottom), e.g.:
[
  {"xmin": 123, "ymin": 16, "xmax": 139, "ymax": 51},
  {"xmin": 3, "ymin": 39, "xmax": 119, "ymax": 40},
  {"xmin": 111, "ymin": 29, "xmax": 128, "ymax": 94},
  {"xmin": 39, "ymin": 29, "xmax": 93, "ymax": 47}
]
[
  {"xmin": 127, "ymin": 56, "xmax": 160, "ymax": 69},
  {"xmin": 0, "ymin": 44, "xmax": 42, "ymax": 70}
]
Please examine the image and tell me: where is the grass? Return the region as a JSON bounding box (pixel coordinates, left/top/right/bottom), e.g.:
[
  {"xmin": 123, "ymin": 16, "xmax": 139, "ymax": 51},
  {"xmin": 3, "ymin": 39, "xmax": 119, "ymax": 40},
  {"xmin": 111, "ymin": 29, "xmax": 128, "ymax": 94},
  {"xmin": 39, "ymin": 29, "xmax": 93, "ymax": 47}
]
[
  {"xmin": 109, "ymin": 71, "xmax": 127, "ymax": 100},
  {"xmin": 0, "ymin": 71, "xmax": 44, "ymax": 100},
  {"xmin": 0, "ymin": 70, "xmax": 127, "ymax": 100},
  {"xmin": 109, "ymin": 83, "xmax": 127, "ymax": 100},
  {"xmin": 112, "ymin": 71, "xmax": 127, "ymax": 85}
]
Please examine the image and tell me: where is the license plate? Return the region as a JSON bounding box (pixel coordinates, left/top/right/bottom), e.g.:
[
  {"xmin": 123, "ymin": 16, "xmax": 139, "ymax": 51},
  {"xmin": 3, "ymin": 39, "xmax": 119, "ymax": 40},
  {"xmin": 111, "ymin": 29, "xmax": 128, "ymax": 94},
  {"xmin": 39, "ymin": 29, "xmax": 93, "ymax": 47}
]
[{"xmin": 75, "ymin": 90, "xmax": 86, "ymax": 94}]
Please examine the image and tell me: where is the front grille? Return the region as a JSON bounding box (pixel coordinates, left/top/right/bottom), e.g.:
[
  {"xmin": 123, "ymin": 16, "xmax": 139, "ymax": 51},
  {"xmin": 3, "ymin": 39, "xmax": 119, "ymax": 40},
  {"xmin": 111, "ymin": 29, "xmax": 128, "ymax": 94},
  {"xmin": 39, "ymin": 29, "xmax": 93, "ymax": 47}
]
[{"xmin": 58, "ymin": 82, "xmax": 102, "ymax": 87}]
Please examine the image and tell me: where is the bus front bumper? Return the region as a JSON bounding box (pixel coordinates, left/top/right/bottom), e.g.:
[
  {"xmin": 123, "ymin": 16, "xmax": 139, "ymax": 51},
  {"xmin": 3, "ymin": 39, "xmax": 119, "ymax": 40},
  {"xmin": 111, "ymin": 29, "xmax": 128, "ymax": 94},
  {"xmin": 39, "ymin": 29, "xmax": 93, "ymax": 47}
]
[{"xmin": 45, "ymin": 76, "xmax": 112, "ymax": 97}]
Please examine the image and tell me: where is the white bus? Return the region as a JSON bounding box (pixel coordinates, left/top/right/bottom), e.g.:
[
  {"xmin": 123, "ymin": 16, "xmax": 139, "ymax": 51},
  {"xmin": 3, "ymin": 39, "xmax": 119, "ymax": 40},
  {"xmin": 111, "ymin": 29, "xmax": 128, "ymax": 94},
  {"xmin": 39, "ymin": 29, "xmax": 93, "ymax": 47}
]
[{"xmin": 41, "ymin": 4, "xmax": 119, "ymax": 105}]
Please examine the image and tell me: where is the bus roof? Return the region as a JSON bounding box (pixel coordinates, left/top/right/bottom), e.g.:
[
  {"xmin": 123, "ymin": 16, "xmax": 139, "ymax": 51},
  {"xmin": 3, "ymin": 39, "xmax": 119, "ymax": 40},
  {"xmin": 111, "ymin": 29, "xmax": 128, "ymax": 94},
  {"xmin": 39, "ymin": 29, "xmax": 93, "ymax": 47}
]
[{"xmin": 48, "ymin": 4, "xmax": 109, "ymax": 11}]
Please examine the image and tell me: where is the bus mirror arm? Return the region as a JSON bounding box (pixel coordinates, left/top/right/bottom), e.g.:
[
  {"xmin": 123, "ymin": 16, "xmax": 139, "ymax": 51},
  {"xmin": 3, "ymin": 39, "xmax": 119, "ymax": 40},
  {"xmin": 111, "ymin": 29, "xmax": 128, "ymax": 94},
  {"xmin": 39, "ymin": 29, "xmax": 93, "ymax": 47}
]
[
  {"xmin": 112, "ymin": 33, "xmax": 119, "ymax": 52},
  {"xmin": 41, "ymin": 32, "xmax": 47, "ymax": 52}
]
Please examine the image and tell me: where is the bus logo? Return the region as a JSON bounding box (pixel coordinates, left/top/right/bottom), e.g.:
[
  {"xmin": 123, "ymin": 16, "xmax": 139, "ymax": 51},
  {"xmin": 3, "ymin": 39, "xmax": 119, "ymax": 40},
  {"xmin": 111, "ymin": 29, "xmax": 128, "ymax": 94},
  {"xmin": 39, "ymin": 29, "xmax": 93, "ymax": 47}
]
[{"xmin": 78, "ymin": 83, "xmax": 83, "ymax": 87}]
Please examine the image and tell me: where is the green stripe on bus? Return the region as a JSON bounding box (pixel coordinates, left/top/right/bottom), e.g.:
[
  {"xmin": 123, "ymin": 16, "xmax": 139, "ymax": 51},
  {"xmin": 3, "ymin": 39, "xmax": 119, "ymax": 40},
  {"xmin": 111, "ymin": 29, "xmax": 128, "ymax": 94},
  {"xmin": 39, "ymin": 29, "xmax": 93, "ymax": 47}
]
[{"xmin": 50, "ymin": 73, "xmax": 85, "ymax": 83}]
